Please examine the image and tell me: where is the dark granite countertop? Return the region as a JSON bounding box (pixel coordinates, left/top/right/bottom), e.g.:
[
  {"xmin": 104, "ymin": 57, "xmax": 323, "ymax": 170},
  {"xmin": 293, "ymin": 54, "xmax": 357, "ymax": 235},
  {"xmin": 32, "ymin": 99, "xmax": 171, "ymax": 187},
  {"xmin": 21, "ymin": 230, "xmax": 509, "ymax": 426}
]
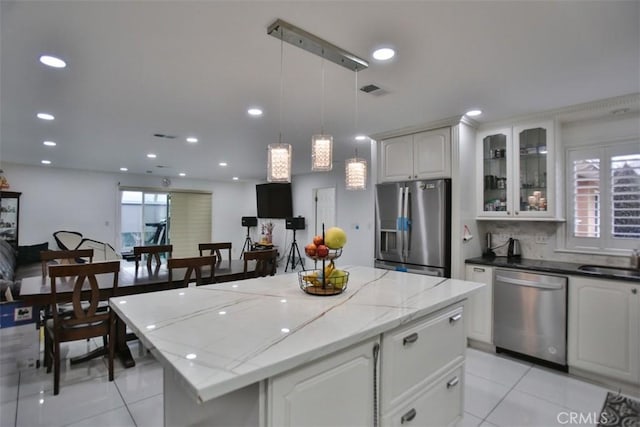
[{"xmin": 466, "ymin": 256, "xmax": 640, "ymax": 283}]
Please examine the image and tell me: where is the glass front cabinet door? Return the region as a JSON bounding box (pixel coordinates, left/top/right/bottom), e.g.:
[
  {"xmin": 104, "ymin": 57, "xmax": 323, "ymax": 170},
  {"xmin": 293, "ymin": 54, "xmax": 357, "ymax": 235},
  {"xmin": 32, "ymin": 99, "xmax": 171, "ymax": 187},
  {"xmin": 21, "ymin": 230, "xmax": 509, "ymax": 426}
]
[
  {"xmin": 0, "ymin": 191, "xmax": 21, "ymax": 248},
  {"xmin": 513, "ymin": 121, "xmax": 554, "ymax": 218},
  {"xmin": 477, "ymin": 121, "xmax": 555, "ymax": 219},
  {"xmin": 478, "ymin": 128, "xmax": 512, "ymax": 216}
]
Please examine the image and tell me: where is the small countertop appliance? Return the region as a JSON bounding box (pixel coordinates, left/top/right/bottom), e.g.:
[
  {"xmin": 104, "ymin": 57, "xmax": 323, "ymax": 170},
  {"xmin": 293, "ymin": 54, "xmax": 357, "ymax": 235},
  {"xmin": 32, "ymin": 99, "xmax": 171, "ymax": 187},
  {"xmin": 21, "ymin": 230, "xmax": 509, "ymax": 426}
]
[{"xmin": 507, "ymin": 238, "xmax": 522, "ymax": 259}]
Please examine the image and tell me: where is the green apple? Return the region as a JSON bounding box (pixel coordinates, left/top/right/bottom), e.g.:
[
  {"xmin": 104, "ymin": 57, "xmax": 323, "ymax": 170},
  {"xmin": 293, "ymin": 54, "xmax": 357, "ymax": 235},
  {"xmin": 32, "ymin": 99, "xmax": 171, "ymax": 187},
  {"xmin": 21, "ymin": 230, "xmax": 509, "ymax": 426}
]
[
  {"xmin": 328, "ymin": 269, "xmax": 347, "ymax": 288},
  {"xmin": 325, "ymin": 227, "xmax": 347, "ymax": 249}
]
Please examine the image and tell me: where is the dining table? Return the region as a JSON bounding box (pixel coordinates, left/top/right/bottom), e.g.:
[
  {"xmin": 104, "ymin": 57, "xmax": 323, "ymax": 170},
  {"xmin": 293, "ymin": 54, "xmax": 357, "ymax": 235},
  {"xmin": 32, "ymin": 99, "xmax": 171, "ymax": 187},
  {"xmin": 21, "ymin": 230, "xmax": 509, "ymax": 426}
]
[{"xmin": 17, "ymin": 257, "xmax": 254, "ymax": 368}]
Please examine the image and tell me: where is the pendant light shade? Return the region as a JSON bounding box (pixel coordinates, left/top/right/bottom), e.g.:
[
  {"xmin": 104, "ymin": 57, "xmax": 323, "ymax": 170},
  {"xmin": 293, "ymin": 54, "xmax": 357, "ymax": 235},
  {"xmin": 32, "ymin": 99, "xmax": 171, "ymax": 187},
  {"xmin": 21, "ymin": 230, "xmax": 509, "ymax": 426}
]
[
  {"xmin": 311, "ymin": 134, "xmax": 333, "ymax": 171},
  {"xmin": 345, "ymin": 157, "xmax": 367, "ymax": 190},
  {"xmin": 267, "ymin": 143, "xmax": 292, "ymax": 182}
]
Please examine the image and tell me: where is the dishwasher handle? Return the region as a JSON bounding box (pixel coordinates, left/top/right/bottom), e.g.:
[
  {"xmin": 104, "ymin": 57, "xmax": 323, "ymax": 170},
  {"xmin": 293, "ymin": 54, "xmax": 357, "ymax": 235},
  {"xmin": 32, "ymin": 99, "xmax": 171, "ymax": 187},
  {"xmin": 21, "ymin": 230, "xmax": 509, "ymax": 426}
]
[{"xmin": 495, "ymin": 275, "xmax": 565, "ymax": 290}]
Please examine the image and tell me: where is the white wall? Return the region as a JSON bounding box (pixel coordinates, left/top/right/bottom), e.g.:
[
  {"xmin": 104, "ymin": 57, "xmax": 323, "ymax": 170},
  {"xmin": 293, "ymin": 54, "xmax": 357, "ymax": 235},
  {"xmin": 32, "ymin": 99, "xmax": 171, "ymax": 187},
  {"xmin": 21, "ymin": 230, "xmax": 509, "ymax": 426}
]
[
  {"xmin": 290, "ymin": 153, "xmax": 375, "ymax": 268},
  {"xmin": 1, "ymin": 162, "xmax": 258, "ymax": 257}
]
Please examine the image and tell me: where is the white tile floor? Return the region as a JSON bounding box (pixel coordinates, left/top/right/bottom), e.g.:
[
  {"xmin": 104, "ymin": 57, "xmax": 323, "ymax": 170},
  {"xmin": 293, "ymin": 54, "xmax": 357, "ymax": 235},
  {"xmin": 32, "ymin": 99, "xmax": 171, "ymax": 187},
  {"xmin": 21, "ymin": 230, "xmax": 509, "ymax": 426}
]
[{"xmin": 0, "ymin": 324, "xmax": 620, "ymax": 427}]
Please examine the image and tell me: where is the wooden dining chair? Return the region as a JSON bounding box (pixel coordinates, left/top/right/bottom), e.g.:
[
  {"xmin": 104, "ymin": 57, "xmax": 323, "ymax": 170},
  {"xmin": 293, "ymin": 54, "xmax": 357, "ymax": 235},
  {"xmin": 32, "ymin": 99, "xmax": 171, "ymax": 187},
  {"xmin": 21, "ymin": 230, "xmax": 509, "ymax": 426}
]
[
  {"xmin": 168, "ymin": 255, "xmax": 217, "ymax": 287},
  {"xmin": 133, "ymin": 244, "xmax": 172, "ymax": 269},
  {"xmin": 199, "ymin": 242, "xmax": 232, "ymax": 264},
  {"xmin": 40, "ymin": 249, "xmax": 94, "ymax": 277},
  {"xmin": 243, "ymin": 249, "xmax": 278, "ymax": 278},
  {"xmin": 44, "ymin": 261, "xmax": 120, "ymax": 395}
]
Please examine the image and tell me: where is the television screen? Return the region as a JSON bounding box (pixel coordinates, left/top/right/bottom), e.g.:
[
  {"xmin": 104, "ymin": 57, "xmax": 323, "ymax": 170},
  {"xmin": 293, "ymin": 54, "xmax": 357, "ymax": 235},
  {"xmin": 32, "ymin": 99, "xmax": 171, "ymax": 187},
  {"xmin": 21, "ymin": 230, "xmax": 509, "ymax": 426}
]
[{"xmin": 256, "ymin": 183, "xmax": 293, "ymax": 219}]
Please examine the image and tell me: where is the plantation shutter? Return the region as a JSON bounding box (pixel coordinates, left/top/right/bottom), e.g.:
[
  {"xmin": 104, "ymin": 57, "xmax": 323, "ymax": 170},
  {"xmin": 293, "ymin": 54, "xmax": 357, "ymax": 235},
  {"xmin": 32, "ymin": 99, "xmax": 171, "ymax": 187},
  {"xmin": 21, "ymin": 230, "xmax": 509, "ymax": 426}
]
[
  {"xmin": 169, "ymin": 192, "xmax": 212, "ymax": 257},
  {"xmin": 611, "ymin": 154, "xmax": 640, "ymax": 239},
  {"xmin": 572, "ymin": 158, "xmax": 600, "ymax": 238}
]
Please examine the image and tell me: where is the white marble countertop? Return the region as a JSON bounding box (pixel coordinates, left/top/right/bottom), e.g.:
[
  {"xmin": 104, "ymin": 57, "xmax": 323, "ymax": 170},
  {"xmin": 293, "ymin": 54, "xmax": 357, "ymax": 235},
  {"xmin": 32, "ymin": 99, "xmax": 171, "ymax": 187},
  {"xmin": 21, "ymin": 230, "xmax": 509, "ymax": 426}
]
[{"xmin": 110, "ymin": 266, "xmax": 484, "ymax": 403}]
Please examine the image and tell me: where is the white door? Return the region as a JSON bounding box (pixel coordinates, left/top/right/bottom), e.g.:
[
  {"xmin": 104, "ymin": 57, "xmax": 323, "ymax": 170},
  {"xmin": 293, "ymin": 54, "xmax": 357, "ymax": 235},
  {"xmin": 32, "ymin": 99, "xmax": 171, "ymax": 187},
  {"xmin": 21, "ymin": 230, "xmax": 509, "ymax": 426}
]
[
  {"xmin": 313, "ymin": 187, "xmax": 335, "ymax": 235},
  {"xmin": 268, "ymin": 338, "xmax": 379, "ymax": 427},
  {"xmin": 568, "ymin": 276, "xmax": 639, "ymax": 383},
  {"xmin": 380, "ymin": 134, "xmax": 414, "ymax": 182},
  {"xmin": 464, "ymin": 265, "xmax": 494, "ymax": 344},
  {"xmin": 413, "ymin": 127, "xmax": 451, "ymax": 179}
]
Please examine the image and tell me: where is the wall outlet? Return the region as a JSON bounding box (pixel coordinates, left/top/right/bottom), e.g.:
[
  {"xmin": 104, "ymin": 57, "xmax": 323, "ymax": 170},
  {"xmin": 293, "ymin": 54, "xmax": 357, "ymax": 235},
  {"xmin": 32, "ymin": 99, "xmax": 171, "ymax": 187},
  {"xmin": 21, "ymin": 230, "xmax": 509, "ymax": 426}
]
[{"xmin": 535, "ymin": 233, "xmax": 548, "ymax": 244}]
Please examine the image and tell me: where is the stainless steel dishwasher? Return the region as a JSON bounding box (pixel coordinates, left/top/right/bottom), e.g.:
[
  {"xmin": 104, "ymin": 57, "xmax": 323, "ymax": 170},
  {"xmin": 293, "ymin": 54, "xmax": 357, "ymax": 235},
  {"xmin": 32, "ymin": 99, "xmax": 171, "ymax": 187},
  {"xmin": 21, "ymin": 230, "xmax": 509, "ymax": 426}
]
[{"xmin": 493, "ymin": 269, "xmax": 567, "ymax": 366}]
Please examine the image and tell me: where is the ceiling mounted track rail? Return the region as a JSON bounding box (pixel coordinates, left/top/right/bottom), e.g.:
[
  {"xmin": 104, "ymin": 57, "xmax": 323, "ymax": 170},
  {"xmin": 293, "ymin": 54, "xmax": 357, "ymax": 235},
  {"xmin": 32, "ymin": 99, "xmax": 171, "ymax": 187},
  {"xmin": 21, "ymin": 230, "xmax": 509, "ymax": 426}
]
[{"xmin": 267, "ymin": 19, "xmax": 369, "ymax": 72}]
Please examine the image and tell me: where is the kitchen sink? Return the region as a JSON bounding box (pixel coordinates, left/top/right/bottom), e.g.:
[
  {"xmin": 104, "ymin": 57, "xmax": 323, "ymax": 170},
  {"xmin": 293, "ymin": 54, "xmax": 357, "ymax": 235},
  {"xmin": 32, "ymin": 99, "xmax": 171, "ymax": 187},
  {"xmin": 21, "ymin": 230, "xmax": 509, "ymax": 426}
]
[{"xmin": 578, "ymin": 265, "xmax": 640, "ymax": 279}]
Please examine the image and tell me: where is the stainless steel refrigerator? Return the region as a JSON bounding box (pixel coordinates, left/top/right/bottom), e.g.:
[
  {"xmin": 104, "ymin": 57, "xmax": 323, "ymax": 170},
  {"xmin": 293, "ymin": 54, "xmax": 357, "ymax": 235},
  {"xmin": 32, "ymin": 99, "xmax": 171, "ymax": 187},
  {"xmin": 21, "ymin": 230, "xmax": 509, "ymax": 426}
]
[{"xmin": 375, "ymin": 179, "xmax": 451, "ymax": 277}]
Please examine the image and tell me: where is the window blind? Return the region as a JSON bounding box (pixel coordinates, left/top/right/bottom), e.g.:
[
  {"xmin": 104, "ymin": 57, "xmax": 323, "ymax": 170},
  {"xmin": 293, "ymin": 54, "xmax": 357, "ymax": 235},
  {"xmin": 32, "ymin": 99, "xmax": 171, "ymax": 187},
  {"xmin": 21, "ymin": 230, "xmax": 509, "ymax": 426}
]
[
  {"xmin": 169, "ymin": 192, "xmax": 212, "ymax": 257},
  {"xmin": 573, "ymin": 158, "xmax": 600, "ymax": 238},
  {"xmin": 611, "ymin": 154, "xmax": 640, "ymax": 239}
]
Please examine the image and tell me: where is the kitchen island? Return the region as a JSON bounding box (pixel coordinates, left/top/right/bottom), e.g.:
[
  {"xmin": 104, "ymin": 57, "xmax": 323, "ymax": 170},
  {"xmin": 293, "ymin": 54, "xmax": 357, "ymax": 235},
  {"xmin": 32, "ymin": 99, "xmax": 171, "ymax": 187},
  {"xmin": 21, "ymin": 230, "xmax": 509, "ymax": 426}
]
[{"xmin": 110, "ymin": 266, "xmax": 484, "ymax": 426}]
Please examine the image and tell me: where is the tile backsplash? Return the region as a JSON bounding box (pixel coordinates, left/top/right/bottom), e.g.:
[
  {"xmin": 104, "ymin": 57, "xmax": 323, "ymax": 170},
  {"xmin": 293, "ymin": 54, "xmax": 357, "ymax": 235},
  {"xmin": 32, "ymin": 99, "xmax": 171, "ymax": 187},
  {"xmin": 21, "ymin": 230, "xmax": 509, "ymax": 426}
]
[{"xmin": 478, "ymin": 221, "xmax": 633, "ymax": 268}]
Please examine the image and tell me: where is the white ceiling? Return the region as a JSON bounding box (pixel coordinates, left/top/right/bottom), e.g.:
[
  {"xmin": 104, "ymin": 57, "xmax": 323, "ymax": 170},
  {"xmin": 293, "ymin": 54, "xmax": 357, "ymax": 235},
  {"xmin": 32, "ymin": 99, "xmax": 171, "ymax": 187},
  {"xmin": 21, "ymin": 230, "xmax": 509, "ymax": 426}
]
[{"xmin": 1, "ymin": 1, "xmax": 638, "ymax": 182}]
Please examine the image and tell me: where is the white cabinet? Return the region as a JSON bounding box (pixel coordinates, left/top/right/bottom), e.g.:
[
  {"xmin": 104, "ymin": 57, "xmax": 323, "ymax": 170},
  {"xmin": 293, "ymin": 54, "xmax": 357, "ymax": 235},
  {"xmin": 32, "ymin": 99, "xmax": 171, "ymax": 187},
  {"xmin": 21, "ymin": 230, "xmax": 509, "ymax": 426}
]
[
  {"xmin": 464, "ymin": 264, "xmax": 494, "ymax": 344},
  {"xmin": 568, "ymin": 276, "xmax": 639, "ymax": 384},
  {"xmin": 381, "ymin": 364, "xmax": 463, "ymax": 427},
  {"xmin": 268, "ymin": 337, "xmax": 379, "ymax": 427},
  {"xmin": 380, "ymin": 303, "xmax": 465, "ymax": 426},
  {"xmin": 267, "ymin": 302, "xmax": 467, "ymax": 427},
  {"xmin": 476, "ymin": 121, "xmax": 556, "ymax": 219},
  {"xmin": 380, "ymin": 128, "xmax": 451, "ymax": 182}
]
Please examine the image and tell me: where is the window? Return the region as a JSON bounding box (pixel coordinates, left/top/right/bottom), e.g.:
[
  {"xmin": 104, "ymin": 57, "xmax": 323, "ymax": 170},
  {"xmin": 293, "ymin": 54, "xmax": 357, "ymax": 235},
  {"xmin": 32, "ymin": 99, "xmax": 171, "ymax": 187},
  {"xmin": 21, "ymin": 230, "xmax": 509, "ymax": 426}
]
[
  {"xmin": 119, "ymin": 188, "xmax": 212, "ymax": 257},
  {"xmin": 567, "ymin": 141, "xmax": 639, "ymax": 252}
]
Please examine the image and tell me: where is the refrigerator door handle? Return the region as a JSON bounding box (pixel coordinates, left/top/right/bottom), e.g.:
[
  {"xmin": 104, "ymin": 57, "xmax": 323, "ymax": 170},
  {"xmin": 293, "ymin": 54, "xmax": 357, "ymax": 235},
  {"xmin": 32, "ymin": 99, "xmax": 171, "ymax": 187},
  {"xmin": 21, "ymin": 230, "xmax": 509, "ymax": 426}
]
[
  {"xmin": 404, "ymin": 186, "xmax": 411, "ymax": 257},
  {"xmin": 396, "ymin": 186, "xmax": 405, "ymax": 257}
]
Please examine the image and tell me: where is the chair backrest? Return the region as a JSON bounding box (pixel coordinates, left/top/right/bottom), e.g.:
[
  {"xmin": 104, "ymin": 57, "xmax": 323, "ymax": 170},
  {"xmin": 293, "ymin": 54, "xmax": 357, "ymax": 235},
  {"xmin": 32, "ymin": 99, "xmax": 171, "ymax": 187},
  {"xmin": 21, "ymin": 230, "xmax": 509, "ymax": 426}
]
[
  {"xmin": 199, "ymin": 242, "xmax": 232, "ymax": 264},
  {"xmin": 40, "ymin": 249, "xmax": 94, "ymax": 277},
  {"xmin": 243, "ymin": 249, "xmax": 278, "ymax": 278},
  {"xmin": 76, "ymin": 238, "xmax": 120, "ymax": 261},
  {"xmin": 48, "ymin": 261, "xmax": 120, "ymax": 332},
  {"xmin": 133, "ymin": 244, "xmax": 173, "ymax": 269},
  {"xmin": 168, "ymin": 255, "xmax": 216, "ymax": 287},
  {"xmin": 53, "ymin": 230, "xmax": 83, "ymax": 250}
]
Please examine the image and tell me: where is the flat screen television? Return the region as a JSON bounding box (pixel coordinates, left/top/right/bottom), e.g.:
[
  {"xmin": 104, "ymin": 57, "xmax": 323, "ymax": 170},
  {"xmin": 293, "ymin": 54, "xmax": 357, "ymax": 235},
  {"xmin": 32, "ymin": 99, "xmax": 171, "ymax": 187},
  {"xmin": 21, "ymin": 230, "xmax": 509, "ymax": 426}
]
[{"xmin": 256, "ymin": 183, "xmax": 293, "ymax": 219}]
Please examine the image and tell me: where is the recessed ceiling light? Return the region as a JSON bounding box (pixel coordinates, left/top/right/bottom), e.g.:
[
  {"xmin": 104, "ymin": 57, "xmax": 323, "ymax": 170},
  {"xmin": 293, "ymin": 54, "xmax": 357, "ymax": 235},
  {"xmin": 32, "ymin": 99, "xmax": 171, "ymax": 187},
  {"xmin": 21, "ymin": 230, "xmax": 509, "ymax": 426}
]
[
  {"xmin": 219, "ymin": 162, "xmax": 228, "ymax": 167},
  {"xmin": 37, "ymin": 113, "xmax": 54, "ymax": 121},
  {"xmin": 41, "ymin": 160, "xmax": 51, "ymax": 165},
  {"xmin": 186, "ymin": 137, "xmax": 198, "ymax": 143},
  {"xmin": 39, "ymin": 55, "xmax": 66, "ymax": 68},
  {"xmin": 185, "ymin": 353, "xmax": 197, "ymax": 360},
  {"xmin": 120, "ymin": 167, "xmax": 128, "ymax": 172},
  {"xmin": 372, "ymin": 47, "xmax": 395, "ymax": 61},
  {"xmin": 43, "ymin": 141, "xmax": 56, "ymax": 147},
  {"xmin": 147, "ymin": 153, "xmax": 157, "ymax": 159},
  {"xmin": 179, "ymin": 172, "xmax": 186, "ymax": 177},
  {"xmin": 248, "ymin": 108, "xmax": 263, "ymax": 116},
  {"xmin": 232, "ymin": 176, "xmax": 239, "ymax": 181},
  {"xmin": 465, "ymin": 109, "xmax": 482, "ymax": 117},
  {"xmin": 355, "ymin": 135, "xmax": 367, "ymax": 141}
]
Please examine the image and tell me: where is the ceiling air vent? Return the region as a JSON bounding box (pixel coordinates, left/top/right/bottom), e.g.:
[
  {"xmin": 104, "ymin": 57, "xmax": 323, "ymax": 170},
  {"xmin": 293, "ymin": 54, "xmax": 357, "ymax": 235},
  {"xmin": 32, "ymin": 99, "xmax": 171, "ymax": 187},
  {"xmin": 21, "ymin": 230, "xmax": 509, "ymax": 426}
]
[
  {"xmin": 153, "ymin": 133, "xmax": 177, "ymax": 139},
  {"xmin": 360, "ymin": 84, "xmax": 388, "ymax": 96}
]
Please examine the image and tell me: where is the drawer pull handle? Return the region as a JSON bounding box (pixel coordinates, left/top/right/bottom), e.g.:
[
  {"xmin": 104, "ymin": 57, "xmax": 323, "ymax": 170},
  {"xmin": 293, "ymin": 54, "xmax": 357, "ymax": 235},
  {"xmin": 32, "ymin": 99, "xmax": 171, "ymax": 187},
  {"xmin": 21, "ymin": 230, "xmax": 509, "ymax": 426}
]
[
  {"xmin": 447, "ymin": 376, "xmax": 460, "ymax": 389},
  {"xmin": 449, "ymin": 313, "xmax": 462, "ymax": 323},
  {"xmin": 473, "ymin": 267, "xmax": 485, "ymax": 273},
  {"xmin": 401, "ymin": 408, "xmax": 417, "ymax": 424},
  {"xmin": 402, "ymin": 333, "xmax": 419, "ymax": 345}
]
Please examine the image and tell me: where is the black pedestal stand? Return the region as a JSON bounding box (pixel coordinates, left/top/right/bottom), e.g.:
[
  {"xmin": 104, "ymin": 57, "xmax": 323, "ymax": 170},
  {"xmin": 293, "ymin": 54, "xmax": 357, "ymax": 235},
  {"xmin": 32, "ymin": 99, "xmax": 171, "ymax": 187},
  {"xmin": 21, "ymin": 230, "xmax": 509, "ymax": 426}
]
[
  {"xmin": 285, "ymin": 228, "xmax": 304, "ymax": 272},
  {"xmin": 240, "ymin": 226, "xmax": 253, "ymax": 259}
]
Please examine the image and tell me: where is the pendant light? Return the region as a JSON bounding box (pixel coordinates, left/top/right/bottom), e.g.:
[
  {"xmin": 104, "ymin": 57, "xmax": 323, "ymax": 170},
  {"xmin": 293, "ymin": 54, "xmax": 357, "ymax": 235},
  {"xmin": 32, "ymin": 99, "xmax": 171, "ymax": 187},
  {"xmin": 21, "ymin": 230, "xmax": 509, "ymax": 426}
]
[
  {"xmin": 345, "ymin": 70, "xmax": 367, "ymax": 190},
  {"xmin": 311, "ymin": 57, "xmax": 333, "ymax": 171},
  {"xmin": 267, "ymin": 31, "xmax": 292, "ymax": 183}
]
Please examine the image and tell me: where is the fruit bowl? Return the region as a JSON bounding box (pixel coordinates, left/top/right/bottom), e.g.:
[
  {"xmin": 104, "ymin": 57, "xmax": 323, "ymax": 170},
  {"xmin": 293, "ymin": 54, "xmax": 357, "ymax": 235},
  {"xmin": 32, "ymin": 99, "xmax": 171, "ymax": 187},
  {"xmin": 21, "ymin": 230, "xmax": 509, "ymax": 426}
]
[
  {"xmin": 306, "ymin": 248, "xmax": 342, "ymax": 261},
  {"xmin": 298, "ymin": 269, "xmax": 349, "ymax": 296}
]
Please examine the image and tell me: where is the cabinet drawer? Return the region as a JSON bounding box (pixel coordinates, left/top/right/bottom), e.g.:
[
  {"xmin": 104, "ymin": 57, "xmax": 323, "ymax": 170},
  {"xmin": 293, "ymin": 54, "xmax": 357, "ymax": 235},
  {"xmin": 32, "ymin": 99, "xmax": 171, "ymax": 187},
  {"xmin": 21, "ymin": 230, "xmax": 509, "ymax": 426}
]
[
  {"xmin": 381, "ymin": 364, "xmax": 464, "ymax": 427},
  {"xmin": 380, "ymin": 304, "xmax": 464, "ymax": 410}
]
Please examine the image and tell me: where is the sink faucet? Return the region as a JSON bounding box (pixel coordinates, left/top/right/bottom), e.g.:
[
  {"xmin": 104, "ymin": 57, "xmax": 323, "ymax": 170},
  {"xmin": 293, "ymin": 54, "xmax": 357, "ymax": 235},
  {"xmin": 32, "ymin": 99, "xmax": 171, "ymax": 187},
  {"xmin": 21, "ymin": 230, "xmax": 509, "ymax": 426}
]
[{"xmin": 632, "ymin": 249, "xmax": 640, "ymax": 270}]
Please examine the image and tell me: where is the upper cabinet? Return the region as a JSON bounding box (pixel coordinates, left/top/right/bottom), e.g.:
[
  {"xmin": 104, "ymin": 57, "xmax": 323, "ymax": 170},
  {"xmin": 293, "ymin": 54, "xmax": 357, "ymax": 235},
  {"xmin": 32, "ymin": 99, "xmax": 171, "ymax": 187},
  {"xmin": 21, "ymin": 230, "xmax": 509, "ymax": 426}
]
[
  {"xmin": 380, "ymin": 127, "xmax": 451, "ymax": 182},
  {"xmin": 476, "ymin": 121, "xmax": 556, "ymax": 219}
]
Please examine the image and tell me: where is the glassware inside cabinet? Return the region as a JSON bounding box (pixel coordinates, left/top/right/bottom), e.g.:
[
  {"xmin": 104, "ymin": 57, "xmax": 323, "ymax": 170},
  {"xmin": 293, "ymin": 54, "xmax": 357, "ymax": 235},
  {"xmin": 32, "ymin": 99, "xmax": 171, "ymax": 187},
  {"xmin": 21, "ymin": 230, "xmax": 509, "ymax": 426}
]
[
  {"xmin": 518, "ymin": 127, "xmax": 547, "ymax": 212},
  {"xmin": 482, "ymin": 133, "xmax": 508, "ymax": 212}
]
